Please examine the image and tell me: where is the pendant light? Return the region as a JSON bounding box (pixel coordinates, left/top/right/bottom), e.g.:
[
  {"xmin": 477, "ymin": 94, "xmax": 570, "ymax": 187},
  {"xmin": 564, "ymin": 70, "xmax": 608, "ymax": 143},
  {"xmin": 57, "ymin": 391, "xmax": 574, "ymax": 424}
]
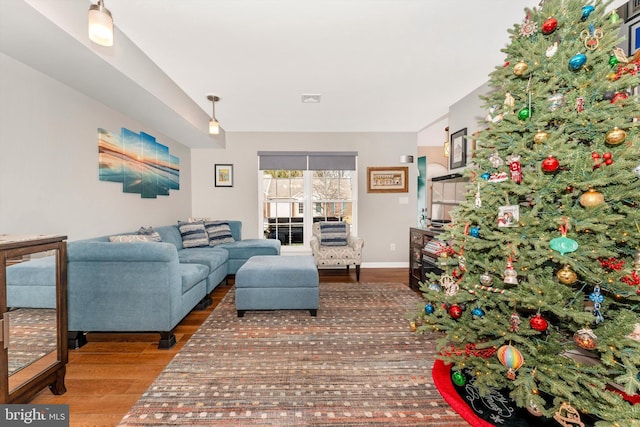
[
  {"xmin": 207, "ymin": 95, "xmax": 220, "ymax": 135},
  {"xmin": 88, "ymin": 0, "xmax": 114, "ymax": 47}
]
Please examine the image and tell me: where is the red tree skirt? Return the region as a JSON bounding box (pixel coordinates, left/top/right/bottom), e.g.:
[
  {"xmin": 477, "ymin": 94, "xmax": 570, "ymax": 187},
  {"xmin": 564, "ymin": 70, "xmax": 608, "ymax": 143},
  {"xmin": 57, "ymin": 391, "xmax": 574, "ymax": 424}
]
[{"xmin": 432, "ymin": 359, "xmax": 495, "ymax": 427}]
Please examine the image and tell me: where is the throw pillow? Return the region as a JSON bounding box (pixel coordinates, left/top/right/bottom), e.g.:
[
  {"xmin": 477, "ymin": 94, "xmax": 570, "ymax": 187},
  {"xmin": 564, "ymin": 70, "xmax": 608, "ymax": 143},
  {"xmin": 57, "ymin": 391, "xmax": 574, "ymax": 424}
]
[
  {"xmin": 204, "ymin": 221, "xmax": 235, "ymax": 246},
  {"xmin": 137, "ymin": 226, "xmax": 162, "ymax": 242},
  {"xmin": 188, "ymin": 217, "xmax": 211, "ymax": 223},
  {"xmin": 177, "ymin": 221, "xmax": 210, "ymax": 248},
  {"xmin": 319, "ymin": 222, "xmax": 348, "ymax": 246},
  {"xmin": 109, "ymin": 234, "xmax": 155, "ymax": 243}
]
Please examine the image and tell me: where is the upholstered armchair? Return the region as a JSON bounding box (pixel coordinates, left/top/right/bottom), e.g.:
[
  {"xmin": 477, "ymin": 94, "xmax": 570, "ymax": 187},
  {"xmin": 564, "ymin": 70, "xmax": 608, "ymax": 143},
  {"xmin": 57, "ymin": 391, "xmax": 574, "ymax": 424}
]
[{"xmin": 310, "ymin": 222, "xmax": 364, "ymax": 281}]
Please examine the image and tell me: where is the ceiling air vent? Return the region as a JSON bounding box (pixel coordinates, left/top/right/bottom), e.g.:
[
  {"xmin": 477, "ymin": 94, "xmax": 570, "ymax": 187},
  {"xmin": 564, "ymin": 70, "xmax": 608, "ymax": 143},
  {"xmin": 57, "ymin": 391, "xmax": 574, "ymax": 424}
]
[{"xmin": 301, "ymin": 94, "xmax": 321, "ymax": 103}]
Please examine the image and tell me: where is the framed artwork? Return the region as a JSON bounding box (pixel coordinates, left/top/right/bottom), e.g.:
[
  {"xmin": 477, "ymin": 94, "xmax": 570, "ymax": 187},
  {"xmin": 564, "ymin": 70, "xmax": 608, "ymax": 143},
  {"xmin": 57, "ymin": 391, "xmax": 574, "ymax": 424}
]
[
  {"xmin": 449, "ymin": 128, "xmax": 467, "ymax": 170},
  {"xmin": 367, "ymin": 166, "xmax": 409, "ymax": 193},
  {"xmin": 215, "ymin": 164, "xmax": 233, "ymax": 187},
  {"xmin": 630, "ymin": 15, "xmax": 640, "ymax": 55}
]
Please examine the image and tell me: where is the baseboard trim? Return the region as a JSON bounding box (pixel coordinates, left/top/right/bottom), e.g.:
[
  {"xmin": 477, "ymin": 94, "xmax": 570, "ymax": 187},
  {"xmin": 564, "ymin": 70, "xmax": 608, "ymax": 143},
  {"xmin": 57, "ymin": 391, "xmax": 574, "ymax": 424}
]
[{"xmin": 361, "ymin": 262, "xmax": 409, "ymax": 268}]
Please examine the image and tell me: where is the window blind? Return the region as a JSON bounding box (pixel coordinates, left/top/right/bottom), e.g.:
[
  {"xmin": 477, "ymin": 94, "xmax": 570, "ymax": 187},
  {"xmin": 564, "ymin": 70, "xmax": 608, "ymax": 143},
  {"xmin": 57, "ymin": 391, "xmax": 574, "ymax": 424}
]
[{"xmin": 258, "ymin": 151, "xmax": 357, "ymax": 170}]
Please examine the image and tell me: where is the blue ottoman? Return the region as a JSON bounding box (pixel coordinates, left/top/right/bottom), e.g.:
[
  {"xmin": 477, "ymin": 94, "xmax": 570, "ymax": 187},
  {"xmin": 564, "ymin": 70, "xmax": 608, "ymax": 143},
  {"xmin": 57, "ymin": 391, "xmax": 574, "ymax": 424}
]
[{"xmin": 235, "ymin": 255, "xmax": 319, "ymax": 317}]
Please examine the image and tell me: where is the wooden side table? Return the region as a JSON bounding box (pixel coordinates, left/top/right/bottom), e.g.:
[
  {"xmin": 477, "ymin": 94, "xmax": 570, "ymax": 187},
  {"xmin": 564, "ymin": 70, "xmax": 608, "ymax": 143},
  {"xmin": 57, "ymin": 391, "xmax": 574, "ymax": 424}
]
[{"xmin": 0, "ymin": 234, "xmax": 68, "ymax": 403}]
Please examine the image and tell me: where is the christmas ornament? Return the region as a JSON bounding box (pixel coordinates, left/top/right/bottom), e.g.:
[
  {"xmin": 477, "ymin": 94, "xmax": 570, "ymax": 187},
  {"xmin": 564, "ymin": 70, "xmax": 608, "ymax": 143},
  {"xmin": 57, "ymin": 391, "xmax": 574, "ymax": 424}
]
[
  {"xmin": 553, "ymin": 402, "xmax": 584, "ymax": 427},
  {"xmin": 550, "ymin": 220, "xmax": 579, "ymax": 256},
  {"xmin": 480, "ymin": 172, "xmax": 491, "ymax": 180},
  {"xmin": 589, "ymin": 284, "xmax": 604, "ymax": 323},
  {"xmin": 479, "ymin": 272, "xmax": 493, "ymax": 286},
  {"xmin": 627, "ymin": 323, "xmax": 640, "ymax": 342},
  {"xmin": 611, "ymin": 91, "xmax": 629, "ymax": 104},
  {"xmin": 424, "ymin": 303, "xmax": 435, "ymax": 315},
  {"xmin": 541, "ymin": 155, "xmax": 560, "ymax": 173},
  {"xmin": 471, "ymin": 307, "xmax": 485, "ymax": 318},
  {"xmin": 529, "ymin": 313, "xmax": 549, "ymax": 332},
  {"xmin": 488, "ymin": 172, "xmax": 508, "ymax": 183},
  {"xmin": 497, "ymin": 205, "xmax": 519, "ymax": 227},
  {"xmin": 609, "ymin": 55, "xmax": 619, "ymax": 67},
  {"xmin": 610, "ymin": 10, "xmax": 620, "ymax": 24},
  {"xmin": 520, "ymin": 15, "xmax": 537, "ymax": 38},
  {"xmin": 503, "ymin": 256, "xmax": 518, "ymax": 285},
  {"xmin": 451, "ymin": 371, "xmax": 466, "ymax": 386},
  {"xmin": 485, "ymin": 106, "xmax": 503, "ymax": 123},
  {"xmin": 579, "ymin": 188, "xmax": 604, "ymax": 207},
  {"xmin": 556, "ymin": 265, "xmax": 577, "ymax": 284},
  {"xmin": 488, "ymin": 151, "xmax": 504, "ymax": 168},
  {"xmin": 504, "ymin": 92, "xmax": 515, "ymax": 111},
  {"xmin": 603, "ymin": 90, "xmax": 615, "ymax": 100},
  {"xmin": 581, "ymin": 5, "xmax": 595, "ymax": 21},
  {"xmin": 507, "ymin": 155, "xmax": 522, "ymax": 184},
  {"xmin": 605, "ymin": 126, "xmax": 626, "ymax": 145},
  {"xmin": 541, "ymin": 17, "xmax": 558, "ymax": 34},
  {"xmin": 634, "ymin": 164, "xmax": 640, "ymax": 178},
  {"xmin": 546, "ymin": 41, "xmax": 558, "ymax": 58},
  {"xmin": 509, "ymin": 312, "xmax": 521, "ymax": 332},
  {"xmin": 568, "ymin": 53, "xmax": 587, "ymax": 70},
  {"xmin": 574, "ymin": 328, "xmax": 597, "ymax": 350},
  {"xmin": 441, "ymin": 274, "xmax": 459, "ymax": 297},
  {"xmin": 580, "ymin": 24, "xmax": 603, "ymax": 50},
  {"xmin": 534, "ymin": 130, "xmax": 549, "ymax": 144},
  {"xmin": 575, "ymin": 96, "xmax": 585, "ymax": 113},
  {"xmin": 448, "ymin": 304, "xmax": 463, "ymax": 319},
  {"xmin": 469, "ymin": 226, "xmax": 480, "ymax": 238},
  {"xmin": 474, "ymin": 183, "xmax": 482, "ymax": 208},
  {"xmin": 513, "ymin": 61, "xmax": 528, "ymax": 76},
  {"xmin": 518, "ymin": 107, "xmax": 531, "ymax": 120},
  {"xmin": 527, "ymin": 401, "xmax": 544, "ymax": 417},
  {"xmin": 613, "ymin": 47, "xmax": 628, "ymax": 64},
  {"xmin": 409, "ymin": 321, "xmax": 417, "ymax": 332},
  {"xmin": 547, "ymin": 93, "xmax": 565, "ymax": 111},
  {"xmin": 497, "ymin": 343, "xmax": 524, "ymax": 380},
  {"xmin": 428, "ymin": 282, "xmax": 441, "ymax": 292}
]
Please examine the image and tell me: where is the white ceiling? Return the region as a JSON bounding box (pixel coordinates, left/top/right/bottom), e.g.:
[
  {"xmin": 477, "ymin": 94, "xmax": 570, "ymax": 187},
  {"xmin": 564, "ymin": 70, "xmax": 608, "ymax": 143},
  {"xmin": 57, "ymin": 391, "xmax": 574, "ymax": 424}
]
[{"xmin": 102, "ymin": 0, "xmax": 538, "ymax": 133}]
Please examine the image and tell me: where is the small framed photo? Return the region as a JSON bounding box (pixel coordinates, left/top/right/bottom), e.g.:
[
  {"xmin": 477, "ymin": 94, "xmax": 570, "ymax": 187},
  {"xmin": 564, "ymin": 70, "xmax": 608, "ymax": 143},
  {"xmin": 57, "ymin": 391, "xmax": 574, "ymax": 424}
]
[
  {"xmin": 214, "ymin": 164, "xmax": 233, "ymax": 187},
  {"xmin": 367, "ymin": 166, "xmax": 409, "ymax": 193},
  {"xmin": 449, "ymin": 128, "xmax": 467, "ymax": 170},
  {"xmin": 630, "ymin": 16, "xmax": 640, "ymax": 55},
  {"xmin": 497, "ymin": 205, "xmax": 520, "ymax": 227}
]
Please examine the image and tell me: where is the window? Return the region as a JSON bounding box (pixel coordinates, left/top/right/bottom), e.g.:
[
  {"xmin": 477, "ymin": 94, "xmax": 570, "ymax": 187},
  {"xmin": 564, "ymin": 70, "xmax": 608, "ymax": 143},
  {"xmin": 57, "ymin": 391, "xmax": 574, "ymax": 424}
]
[{"xmin": 259, "ymin": 151, "xmax": 357, "ymax": 249}]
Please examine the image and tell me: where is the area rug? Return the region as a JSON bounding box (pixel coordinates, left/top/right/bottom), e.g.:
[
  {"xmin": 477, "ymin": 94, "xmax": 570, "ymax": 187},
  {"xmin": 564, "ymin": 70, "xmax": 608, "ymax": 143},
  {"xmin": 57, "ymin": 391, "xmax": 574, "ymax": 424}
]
[
  {"xmin": 8, "ymin": 308, "xmax": 58, "ymax": 375},
  {"xmin": 119, "ymin": 282, "xmax": 468, "ymax": 426}
]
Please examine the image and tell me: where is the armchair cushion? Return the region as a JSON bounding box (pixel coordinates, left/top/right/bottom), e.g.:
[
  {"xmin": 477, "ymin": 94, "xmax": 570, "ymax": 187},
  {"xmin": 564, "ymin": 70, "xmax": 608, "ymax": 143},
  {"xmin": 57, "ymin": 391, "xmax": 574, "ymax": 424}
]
[{"xmin": 319, "ymin": 222, "xmax": 348, "ymax": 246}]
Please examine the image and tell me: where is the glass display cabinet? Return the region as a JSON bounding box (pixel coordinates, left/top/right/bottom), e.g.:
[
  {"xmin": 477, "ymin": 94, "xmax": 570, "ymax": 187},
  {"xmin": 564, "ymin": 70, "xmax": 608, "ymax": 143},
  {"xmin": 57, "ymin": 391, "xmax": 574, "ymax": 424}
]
[{"xmin": 0, "ymin": 234, "xmax": 67, "ymax": 403}]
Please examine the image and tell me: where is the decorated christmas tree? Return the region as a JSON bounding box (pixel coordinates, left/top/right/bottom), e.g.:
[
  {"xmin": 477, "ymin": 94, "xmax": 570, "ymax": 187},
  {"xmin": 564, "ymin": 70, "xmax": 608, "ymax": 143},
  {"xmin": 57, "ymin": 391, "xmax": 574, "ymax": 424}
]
[{"xmin": 417, "ymin": 0, "xmax": 640, "ymax": 425}]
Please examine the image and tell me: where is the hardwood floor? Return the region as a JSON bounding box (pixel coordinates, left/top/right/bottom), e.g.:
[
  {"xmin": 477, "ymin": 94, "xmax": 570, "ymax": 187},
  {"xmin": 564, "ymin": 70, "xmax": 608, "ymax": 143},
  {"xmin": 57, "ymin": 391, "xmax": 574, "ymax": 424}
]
[{"xmin": 29, "ymin": 268, "xmax": 410, "ymax": 427}]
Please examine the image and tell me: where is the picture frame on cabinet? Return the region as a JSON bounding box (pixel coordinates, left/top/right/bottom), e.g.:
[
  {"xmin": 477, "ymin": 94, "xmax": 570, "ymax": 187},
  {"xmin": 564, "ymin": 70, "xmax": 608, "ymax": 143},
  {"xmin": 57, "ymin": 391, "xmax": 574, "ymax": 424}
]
[
  {"xmin": 214, "ymin": 164, "xmax": 233, "ymax": 187},
  {"xmin": 449, "ymin": 128, "xmax": 467, "ymax": 170}
]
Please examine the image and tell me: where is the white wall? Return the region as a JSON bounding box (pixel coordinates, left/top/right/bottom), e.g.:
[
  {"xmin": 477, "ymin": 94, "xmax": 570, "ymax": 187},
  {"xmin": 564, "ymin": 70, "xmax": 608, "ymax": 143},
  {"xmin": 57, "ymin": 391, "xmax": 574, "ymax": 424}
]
[
  {"xmin": 0, "ymin": 53, "xmax": 192, "ymax": 240},
  {"xmin": 191, "ymin": 132, "xmax": 417, "ymax": 265}
]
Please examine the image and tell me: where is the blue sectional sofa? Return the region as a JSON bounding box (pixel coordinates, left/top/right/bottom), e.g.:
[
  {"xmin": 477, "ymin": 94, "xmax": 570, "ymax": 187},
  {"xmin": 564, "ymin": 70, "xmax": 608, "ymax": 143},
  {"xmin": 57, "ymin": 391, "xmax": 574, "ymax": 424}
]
[{"xmin": 6, "ymin": 221, "xmax": 280, "ymax": 349}]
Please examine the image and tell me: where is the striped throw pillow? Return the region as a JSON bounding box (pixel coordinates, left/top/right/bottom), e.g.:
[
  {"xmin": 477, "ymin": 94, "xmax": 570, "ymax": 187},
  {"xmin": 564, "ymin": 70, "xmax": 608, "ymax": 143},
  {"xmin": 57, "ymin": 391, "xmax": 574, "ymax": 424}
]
[
  {"xmin": 204, "ymin": 221, "xmax": 235, "ymax": 246},
  {"xmin": 177, "ymin": 221, "xmax": 209, "ymax": 248},
  {"xmin": 319, "ymin": 222, "xmax": 348, "ymax": 246}
]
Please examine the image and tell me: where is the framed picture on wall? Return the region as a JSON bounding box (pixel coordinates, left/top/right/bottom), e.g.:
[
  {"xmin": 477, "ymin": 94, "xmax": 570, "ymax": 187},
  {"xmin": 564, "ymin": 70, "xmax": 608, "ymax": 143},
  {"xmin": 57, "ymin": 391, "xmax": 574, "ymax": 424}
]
[
  {"xmin": 366, "ymin": 166, "xmax": 409, "ymax": 193},
  {"xmin": 629, "ymin": 13, "xmax": 640, "ymax": 55},
  {"xmin": 214, "ymin": 164, "xmax": 233, "ymax": 187},
  {"xmin": 449, "ymin": 128, "xmax": 467, "ymax": 170}
]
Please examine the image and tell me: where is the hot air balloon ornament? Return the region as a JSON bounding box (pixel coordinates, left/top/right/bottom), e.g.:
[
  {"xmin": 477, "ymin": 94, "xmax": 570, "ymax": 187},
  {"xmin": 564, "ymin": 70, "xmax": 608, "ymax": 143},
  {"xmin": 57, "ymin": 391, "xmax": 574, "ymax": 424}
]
[{"xmin": 497, "ymin": 343, "xmax": 524, "ymax": 380}]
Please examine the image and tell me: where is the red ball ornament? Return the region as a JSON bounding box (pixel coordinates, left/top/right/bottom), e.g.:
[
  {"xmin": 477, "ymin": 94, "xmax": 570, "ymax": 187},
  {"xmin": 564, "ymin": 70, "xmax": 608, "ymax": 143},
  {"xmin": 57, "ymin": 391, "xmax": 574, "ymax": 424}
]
[
  {"xmin": 529, "ymin": 314, "xmax": 549, "ymax": 332},
  {"xmin": 541, "ymin": 155, "xmax": 560, "ymax": 172},
  {"xmin": 542, "ymin": 17, "xmax": 558, "ymax": 34},
  {"xmin": 611, "ymin": 92, "xmax": 629, "ymax": 104},
  {"xmin": 449, "ymin": 304, "xmax": 463, "ymax": 319}
]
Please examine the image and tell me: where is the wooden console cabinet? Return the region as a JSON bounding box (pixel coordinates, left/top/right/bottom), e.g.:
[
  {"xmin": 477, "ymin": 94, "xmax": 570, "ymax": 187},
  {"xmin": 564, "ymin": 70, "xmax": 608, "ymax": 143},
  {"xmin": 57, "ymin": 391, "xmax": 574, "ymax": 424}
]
[
  {"xmin": 0, "ymin": 235, "xmax": 67, "ymax": 403},
  {"xmin": 409, "ymin": 228, "xmax": 442, "ymax": 290}
]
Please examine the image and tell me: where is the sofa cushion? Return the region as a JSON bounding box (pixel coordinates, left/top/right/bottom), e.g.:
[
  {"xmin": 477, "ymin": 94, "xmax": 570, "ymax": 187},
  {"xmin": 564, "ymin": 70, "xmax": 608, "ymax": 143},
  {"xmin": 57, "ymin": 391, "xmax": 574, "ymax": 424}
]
[
  {"xmin": 109, "ymin": 234, "xmax": 157, "ymax": 243},
  {"xmin": 217, "ymin": 239, "xmax": 281, "ymax": 259},
  {"xmin": 137, "ymin": 226, "xmax": 162, "ymax": 242},
  {"xmin": 319, "ymin": 222, "xmax": 348, "ymax": 246},
  {"xmin": 178, "ymin": 247, "xmax": 229, "ymax": 273},
  {"xmin": 204, "ymin": 221, "xmax": 235, "ymax": 246},
  {"xmin": 177, "ymin": 221, "xmax": 209, "ymax": 248},
  {"xmin": 179, "ymin": 263, "xmax": 209, "ymax": 294}
]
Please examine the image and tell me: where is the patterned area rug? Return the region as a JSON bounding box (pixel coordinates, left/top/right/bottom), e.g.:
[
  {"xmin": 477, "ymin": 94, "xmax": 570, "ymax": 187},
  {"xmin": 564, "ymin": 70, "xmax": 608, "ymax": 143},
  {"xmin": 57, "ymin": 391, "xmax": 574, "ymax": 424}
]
[
  {"xmin": 119, "ymin": 282, "xmax": 467, "ymax": 426},
  {"xmin": 8, "ymin": 308, "xmax": 57, "ymax": 375}
]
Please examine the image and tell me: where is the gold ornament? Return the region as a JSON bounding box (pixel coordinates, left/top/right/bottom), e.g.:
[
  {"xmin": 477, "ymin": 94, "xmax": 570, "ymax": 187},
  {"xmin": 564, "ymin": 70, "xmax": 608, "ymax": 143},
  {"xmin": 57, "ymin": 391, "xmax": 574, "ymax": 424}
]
[
  {"xmin": 513, "ymin": 61, "xmax": 528, "ymax": 76},
  {"xmin": 534, "ymin": 130, "xmax": 549, "ymax": 144},
  {"xmin": 579, "ymin": 188, "xmax": 604, "ymax": 207},
  {"xmin": 556, "ymin": 265, "xmax": 577, "ymax": 285},
  {"xmin": 574, "ymin": 328, "xmax": 597, "ymax": 350},
  {"xmin": 553, "ymin": 402, "xmax": 585, "ymax": 427},
  {"xmin": 605, "ymin": 127, "xmax": 626, "ymax": 145}
]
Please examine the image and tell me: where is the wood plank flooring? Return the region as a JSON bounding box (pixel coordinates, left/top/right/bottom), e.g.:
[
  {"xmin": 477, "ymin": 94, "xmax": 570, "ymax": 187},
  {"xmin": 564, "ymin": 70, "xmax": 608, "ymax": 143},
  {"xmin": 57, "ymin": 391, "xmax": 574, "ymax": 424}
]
[{"xmin": 28, "ymin": 268, "xmax": 411, "ymax": 427}]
